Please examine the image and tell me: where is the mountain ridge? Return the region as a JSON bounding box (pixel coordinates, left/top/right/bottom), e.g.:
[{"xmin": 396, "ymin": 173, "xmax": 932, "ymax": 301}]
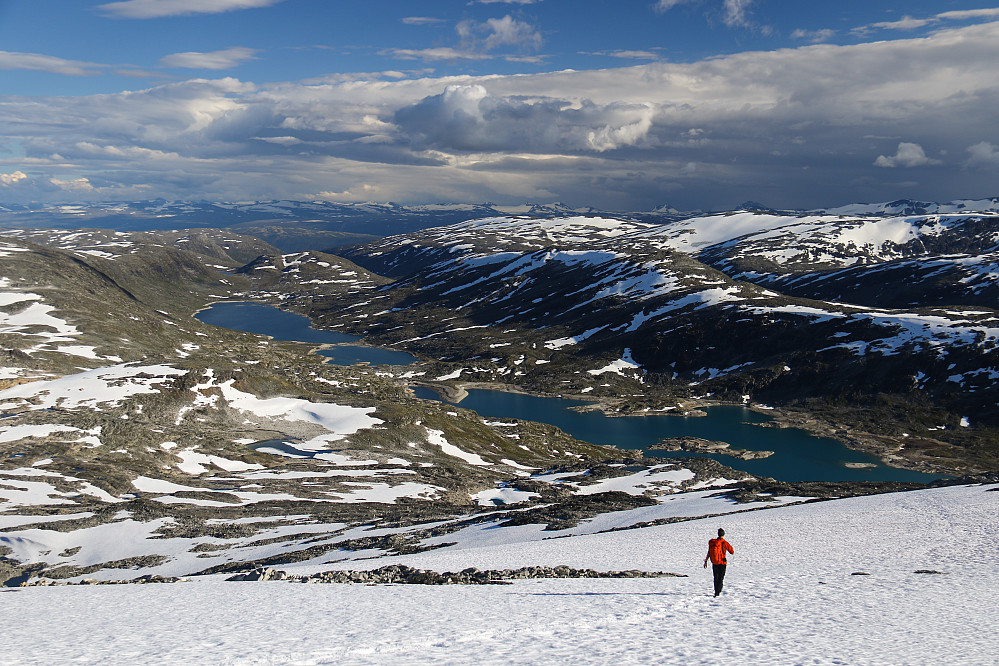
[{"xmin": 2, "ymin": 197, "xmax": 999, "ymax": 251}]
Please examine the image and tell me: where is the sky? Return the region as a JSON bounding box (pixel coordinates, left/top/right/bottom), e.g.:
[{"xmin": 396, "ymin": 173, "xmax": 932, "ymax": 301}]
[{"xmin": 0, "ymin": 0, "xmax": 998, "ymax": 211}]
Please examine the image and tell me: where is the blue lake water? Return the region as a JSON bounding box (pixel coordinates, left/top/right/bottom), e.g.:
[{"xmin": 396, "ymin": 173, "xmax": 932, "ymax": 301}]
[
  {"xmin": 198, "ymin": 302, "xmax": 939, "ymax": 483},
  {"xmin": 195, "ymin": 302, "xmax": 420, "ymax": 366},
  {"xmin": 415, "ymin": 388, "xmax": 940, "ymax": 483}
]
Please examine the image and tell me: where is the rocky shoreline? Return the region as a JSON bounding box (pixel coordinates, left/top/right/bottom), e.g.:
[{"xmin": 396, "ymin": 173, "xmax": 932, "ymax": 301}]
[
  {"xmin": 522, "ymin": 384, "xmax": 993, "ymax": 477},
  {"xmin": 419, "ymin": 382, "xmax": 968, "ymax": 477}
]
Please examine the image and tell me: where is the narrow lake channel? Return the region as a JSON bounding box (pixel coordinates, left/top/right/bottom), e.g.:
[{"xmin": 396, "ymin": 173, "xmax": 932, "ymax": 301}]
[
  {"xmin": 195, "ymin": 301, "xmax": 421, "ymax": 366},
  {"xmin": 197, "ymin": 301, "xmax": 940, "ymax": 483}
]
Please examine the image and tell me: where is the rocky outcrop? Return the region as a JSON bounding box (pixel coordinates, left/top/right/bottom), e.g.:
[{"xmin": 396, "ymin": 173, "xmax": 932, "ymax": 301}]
[
  {"xmin": 650, "ymin": 436, "xmax": 774, "ymax": 460},
  {"xmin": 227, "ymin": 564, "xmax": 686, "ymax": 585}
]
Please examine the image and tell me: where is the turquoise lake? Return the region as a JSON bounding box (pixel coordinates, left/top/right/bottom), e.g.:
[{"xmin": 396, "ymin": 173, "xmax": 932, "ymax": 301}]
[
  {"xmin": 198, "ymin": 301, "xmax": 939, "ymax": 483},
  {"xmin": 416, "ymin": 388, "xmax": 939, "ymax": 483},
  {"xmin": 196, "ymin": 302, "xmax": 421, "ymax": 366}
]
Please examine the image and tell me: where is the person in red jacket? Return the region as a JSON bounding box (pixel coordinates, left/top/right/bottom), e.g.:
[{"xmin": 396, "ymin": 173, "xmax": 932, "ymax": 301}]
[{"xmin": 703, "ymin": 528, "xmax": 734, "ymax": 596}]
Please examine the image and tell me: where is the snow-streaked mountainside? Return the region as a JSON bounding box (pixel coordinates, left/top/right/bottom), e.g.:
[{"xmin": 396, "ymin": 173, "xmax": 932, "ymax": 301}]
[
  {"xmin": 818, "ymin": 197, "xmax": 999, "ymax": 217},
  {"xmin": 341, "ymin": 212, "xmax": 998, "ymax": 386},
  {"xmin": 0, "ymin": 199, "xmax": 602, "ymax": 248},
  {"xmin": 1, "ymin": 198, "xmax": 998, "ymax": 603},
  {"xmin": 2, "ymin": 482, "xmax": 996, "ymax": 665},
  {"xmin": 332, "ymin": 209, "xmax": 999, "ymax": 471},
  {"xmin": 4, "ymin": 227, "xmax": 785, "ymax": 586},
  {"xmin": 2, "ymin": 196, "xmax": 997, "ymax": 250}
]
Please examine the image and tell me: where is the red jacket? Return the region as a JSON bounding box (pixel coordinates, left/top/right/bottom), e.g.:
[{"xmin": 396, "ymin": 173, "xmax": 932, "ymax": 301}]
[{"xmin": 707, "ymin": 537, "xmax": 733, "ymax": 565}]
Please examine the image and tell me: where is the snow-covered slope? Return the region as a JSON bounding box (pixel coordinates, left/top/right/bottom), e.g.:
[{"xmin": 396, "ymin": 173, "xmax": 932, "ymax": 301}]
[
  {"xmin": 819, "ymin": 196, "xmax": 999, "ymax": 216},
  {"xmin": 2, "ymin": 482, "xmax": 995, "ymax": 665}
]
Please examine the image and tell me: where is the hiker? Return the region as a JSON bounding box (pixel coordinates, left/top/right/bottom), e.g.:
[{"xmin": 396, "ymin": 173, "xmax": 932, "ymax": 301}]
[{"xmin": 703, "ymin": 528, "xmax": 734, "ymax": 597}]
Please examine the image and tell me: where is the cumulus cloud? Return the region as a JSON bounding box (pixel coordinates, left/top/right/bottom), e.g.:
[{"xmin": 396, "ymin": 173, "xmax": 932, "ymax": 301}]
[
  {"xmin": 97, "ymin": 0, "xmax": 286, "ymax": 19},
  {"xmin": 49, "ymin": 177, "xmax": 95, "ymax": 191},
  {"xmin": 0, "ymin": 51, "xmax": 103, "ymax": 76},
  {"xmin": 160, "ymin": 47, "xmax": 259, "ymax": 70},
  {"xmin": 3, "ymin": 22, "xmax": 999, "ymax": 208},
  {"xmin": 457, "ymin": 15, "xmax": 542, "ymax": 52},
  {"xmin": 394, "ymin": 84, "xmax": 655, "ymax": 154},
  {"xmin": 386, "ymin": 14, "xmax": 542, "ymax": 63},
  {"xmin": 966, "ymin": 141, "xmax": 999, "ymax": 166},
  {"xmin": 314, "ymin": 183, "xmax": 379, "ymax": 201},
  {"xmin": 873, "ymin": 143, "xmax": 941, "ymax": 168},
  {"xmin": 0, "ymin": 170, "xmax": 28, "ymax": 186}
]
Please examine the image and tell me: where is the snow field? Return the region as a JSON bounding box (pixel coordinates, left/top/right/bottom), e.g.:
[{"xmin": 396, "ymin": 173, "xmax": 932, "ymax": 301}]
[
  {"xmin": 0, "ymin": 364, "xmax": 188, "ymax": 411},
  {"xmin": 1, "ymin": 484, "xmax": 995, "ymax": 665}
]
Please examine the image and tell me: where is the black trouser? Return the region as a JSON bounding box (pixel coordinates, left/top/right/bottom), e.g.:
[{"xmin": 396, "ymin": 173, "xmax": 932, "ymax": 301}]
[{"xmin": 712, "ymin": 563, "xmax": 727, "ymax": 596}]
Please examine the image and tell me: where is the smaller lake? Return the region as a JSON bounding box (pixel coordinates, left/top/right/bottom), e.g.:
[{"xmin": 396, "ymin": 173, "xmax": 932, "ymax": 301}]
[
  {"xmin": 417, "ymin": 387, "xmax": 940, "ymax": 483},
  {"xmin": 195, "ymin": 302, "xmax": 420, "ymax": 366},
  {"xmin": 317, "ymin": 346, "xmax": 422, "ymax": 366}
]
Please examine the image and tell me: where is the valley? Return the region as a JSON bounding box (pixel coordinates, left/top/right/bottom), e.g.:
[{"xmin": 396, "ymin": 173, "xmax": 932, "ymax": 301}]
[{"xmin": 0, "ymin": 198, "xmax": 997, "ymax": 586}]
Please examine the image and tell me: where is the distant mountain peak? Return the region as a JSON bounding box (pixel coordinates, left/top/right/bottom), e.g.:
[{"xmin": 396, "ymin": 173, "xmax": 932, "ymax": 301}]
[{"xmin": 736, "ymin": 201, "xmax": 778, "ymax": 213}]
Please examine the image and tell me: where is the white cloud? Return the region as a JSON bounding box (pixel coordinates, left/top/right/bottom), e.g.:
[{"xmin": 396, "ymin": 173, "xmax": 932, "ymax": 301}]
[
  {"xmin": 655, "ymin": 0, "xmax": 763, "ymax": 31},
  {"xmin": 314, "ymin": 183, "xmax": 379, "ymax": 201},
  {"xmin": 385, "ymin": 48, "xmax": 491, "ymax": 62},
  {"xmin": 791, "ymin": 28, "xmax": 835, "ymax": 43},
  {"xmin": 0, "ymin": 170, "xmax": 28, "ymax": 186},
  {"xmin": 586, "ymin": 50, "xmax": 661, "ymax": 60},
  {"xmin": 936, "ymin": 8, "xmax": 999, "ymax": 21},
  {"xmin": 852, "ymin": 7, "xmax": 999, "ymax": 37},
  {"xmin": 722, "ymin": 0, "xmax": 754, "ymax": 28},
  {"xmin": 72, "ymin": 142, "xmax": 180, "ymax": 160},
  {"xmin": 873, "ymin": 142, "xmax": 941, "ymax": 168},
  {"xmin": 0, "ymin": 51, "xmax": 103, "ymax": 76},
  {"xmin": 388, "ymin": 15, "xmax": 542, "ymax": 62},
  {"xmin": 2, "ymin": 22, "xmax": 998, "ymax": 208},
  {"xmin": 655, "ymin": 0, "xmax": 697, "ymax": 12},
  {"xmin": 160, "ymin": 47, "xmax": 259, "ymax": 70},
  {"xmin": 966, "ymin": 141, "xmax": 999, "ymax": 166},
  {"xmin": 394, "ymin": 84, "xmax": 656, "ymax": 154},
  {"xmin": 97, "ymin": 0, "xmax": 286, "ymax": 19},
  {"xmin": 49, "ymin": 177, "xmax": 95, "ymax": 191},
  {"xmin": 587, "ymin": 107, "xmax": 655, "ymax": 151},
  {"xmin": 457, "ymin": 15, "xmax": 542, "ymax": 52},
  {"xmin": 401, "ymin": 17, "xmax": 446, "ymax": 26},
  {"xmin": 857, "ymin": 15, "xmax": 936, "ymax": 34}
]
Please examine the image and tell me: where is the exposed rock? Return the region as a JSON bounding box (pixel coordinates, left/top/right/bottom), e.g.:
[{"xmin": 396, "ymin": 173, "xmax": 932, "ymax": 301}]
[
  {"xmin": 497, "ymin": 491, "xmax": 659, "ymax": 531},
  {"xmin": 652, "ymin": 436, "xmax": 731, "ymax": 453},
  {"xmin": 18, "ymin": 574, "xmax": 186, "ymax": 586},
  {"xmin": 718, "ymin": 478, "xmax": 926, "ymax": 504},
  {"xmin": 649, "ymin": 436, "xmax": 773, "ymax": 460},
  {"xmin": 227, "ymin": 564, "xmax": 686, "ymax": 585},
  {"xmin": 226, "ymin": 567, "xmax": 291, "ymax": 582}
]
